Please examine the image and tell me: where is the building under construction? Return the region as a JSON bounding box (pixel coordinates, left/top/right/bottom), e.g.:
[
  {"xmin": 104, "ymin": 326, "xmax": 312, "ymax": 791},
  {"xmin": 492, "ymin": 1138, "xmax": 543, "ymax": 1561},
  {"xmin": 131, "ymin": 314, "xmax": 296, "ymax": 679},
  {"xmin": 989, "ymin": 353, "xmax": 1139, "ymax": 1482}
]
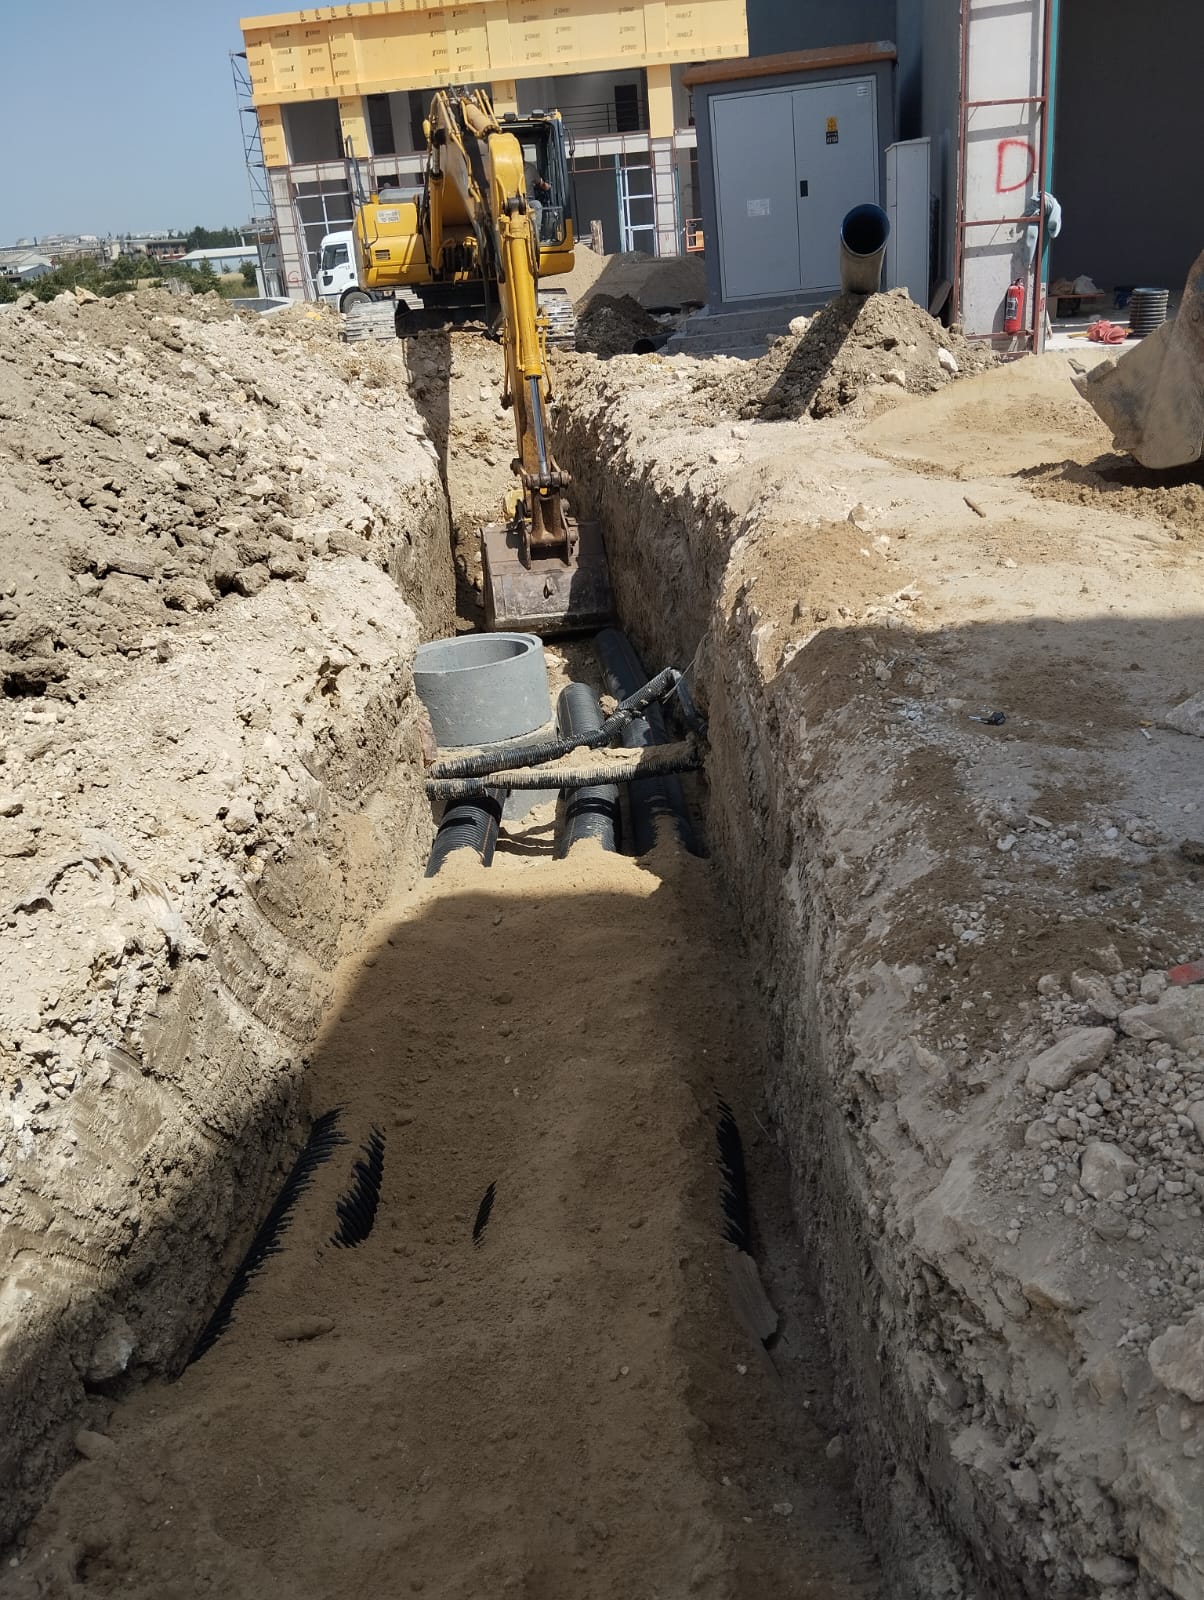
[{"xmin": 237, "ymin": 0, "xmax": 746, "ymax": 299}]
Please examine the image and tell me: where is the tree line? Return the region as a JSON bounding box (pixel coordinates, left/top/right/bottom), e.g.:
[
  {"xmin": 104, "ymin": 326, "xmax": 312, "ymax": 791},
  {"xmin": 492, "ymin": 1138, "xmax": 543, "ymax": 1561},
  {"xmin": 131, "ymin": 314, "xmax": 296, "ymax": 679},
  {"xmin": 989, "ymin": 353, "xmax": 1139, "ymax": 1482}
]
[{"xmin": 0, "ymin": 254, "xmax": 258, "ymax": 305}]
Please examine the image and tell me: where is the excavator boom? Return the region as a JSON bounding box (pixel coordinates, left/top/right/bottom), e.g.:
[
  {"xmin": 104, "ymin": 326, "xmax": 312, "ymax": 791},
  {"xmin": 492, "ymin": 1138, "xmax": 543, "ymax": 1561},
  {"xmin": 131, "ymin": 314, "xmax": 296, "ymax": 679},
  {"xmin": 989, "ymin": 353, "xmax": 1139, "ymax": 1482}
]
[{"xmin": 356, "ymin": 86, "xmax": 611, "ymax": 634}]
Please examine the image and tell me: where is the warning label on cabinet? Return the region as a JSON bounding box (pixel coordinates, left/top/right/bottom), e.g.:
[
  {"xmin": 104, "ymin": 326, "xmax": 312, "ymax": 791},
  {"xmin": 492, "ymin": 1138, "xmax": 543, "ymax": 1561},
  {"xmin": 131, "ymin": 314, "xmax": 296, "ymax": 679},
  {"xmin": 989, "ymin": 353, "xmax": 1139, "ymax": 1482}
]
[{"xmin": 826, "ymin": 116, "xmax": 839, "ymax": 145}]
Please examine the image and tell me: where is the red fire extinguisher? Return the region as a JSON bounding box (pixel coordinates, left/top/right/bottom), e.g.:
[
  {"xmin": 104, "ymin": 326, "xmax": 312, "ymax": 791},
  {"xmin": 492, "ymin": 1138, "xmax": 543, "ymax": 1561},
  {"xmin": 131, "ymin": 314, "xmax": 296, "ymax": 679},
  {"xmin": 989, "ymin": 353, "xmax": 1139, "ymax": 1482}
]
[{"xmin": 1004, "ymin": 276, "xmax": 1026, "ymax": 335}]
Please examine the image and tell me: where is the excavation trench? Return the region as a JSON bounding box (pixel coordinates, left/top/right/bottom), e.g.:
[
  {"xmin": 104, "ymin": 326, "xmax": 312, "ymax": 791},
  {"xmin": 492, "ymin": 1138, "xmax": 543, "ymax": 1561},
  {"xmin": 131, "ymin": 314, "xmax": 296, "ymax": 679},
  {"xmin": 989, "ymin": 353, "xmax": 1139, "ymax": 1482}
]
[
  {"xmin": 1, "ymin": 334, "xmax": 889, "ymax": 1599},
  {"xmin": 15, "ymin": 317, "xmax": 1179, "ymax": 1600}
]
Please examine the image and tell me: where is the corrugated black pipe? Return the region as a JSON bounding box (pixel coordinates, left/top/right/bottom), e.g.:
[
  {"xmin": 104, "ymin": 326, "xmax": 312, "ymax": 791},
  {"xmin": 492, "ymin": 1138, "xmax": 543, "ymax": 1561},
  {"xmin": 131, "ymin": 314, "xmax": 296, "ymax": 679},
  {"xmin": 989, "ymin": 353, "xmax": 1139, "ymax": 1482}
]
[
  {"xmin": 425, "ymin": 788, "xmax": 504, "ymax": 876},
  {"xmin": 594, "ymin": 628, "xmax": 703, "ymax": 857},
  {"xmin": 554, "ymin": 682, "xmax": 620, "ymax": 857}
]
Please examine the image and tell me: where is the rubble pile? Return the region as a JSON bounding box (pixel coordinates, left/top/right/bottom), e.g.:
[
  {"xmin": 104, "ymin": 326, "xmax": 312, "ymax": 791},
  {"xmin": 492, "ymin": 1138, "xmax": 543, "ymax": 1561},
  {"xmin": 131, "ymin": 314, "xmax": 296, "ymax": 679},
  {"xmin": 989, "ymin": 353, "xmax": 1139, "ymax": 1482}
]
[
  {"xmin": 574, "ymin": 292, "xmax": 664, "ymax": 358},
  {"xmin": 694, "ymin": 288, "xmax": 994, "ymax": 421}
]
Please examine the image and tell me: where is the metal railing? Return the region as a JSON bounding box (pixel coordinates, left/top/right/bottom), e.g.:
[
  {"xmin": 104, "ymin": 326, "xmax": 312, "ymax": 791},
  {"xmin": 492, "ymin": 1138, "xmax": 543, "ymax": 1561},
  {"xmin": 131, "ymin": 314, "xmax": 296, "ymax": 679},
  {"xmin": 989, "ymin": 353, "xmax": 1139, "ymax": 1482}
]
[{"xmin": 562, "ymin": 100, "xmax": 648, "ymax": 139}]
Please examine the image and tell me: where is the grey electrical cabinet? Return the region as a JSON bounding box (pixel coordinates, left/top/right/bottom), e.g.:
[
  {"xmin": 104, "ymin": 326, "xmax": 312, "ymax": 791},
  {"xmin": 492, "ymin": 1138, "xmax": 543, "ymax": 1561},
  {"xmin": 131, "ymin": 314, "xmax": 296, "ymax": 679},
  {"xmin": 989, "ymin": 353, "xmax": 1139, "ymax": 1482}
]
[
  {"xmin": 710, "ymin": 76, "xmax": 880, "ymax": 302},
  {"xmin": 885, "ymin": 137, "xmax": 931, "ymax": 306}
]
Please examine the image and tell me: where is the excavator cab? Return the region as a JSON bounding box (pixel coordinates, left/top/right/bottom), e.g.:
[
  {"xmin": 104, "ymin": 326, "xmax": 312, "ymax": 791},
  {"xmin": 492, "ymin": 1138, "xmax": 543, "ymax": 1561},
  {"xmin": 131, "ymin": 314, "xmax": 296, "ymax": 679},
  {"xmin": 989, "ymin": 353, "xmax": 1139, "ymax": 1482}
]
[{"xmin": 501, "ymin": 111, "xmax": 574, "ymax": 267}]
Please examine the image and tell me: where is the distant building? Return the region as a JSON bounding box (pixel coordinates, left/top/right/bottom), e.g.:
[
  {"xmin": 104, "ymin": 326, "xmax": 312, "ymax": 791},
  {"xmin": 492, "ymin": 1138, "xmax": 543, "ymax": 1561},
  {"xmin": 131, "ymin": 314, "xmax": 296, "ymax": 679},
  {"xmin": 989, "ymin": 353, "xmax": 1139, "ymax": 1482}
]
[
  {"xmin": 118, "ymin": 233, "xmax": 188, "ymax": 262},
  {"xmin": 0, "ymin": 249, "xmax": 54, "ymax": 284},
  {"xmin": 36, "ymin": 234, "xmax": 109, "ymax": 265},
  {"xmin": 178, "ymin": 245, "xmax": 260, "ymax": 274}
]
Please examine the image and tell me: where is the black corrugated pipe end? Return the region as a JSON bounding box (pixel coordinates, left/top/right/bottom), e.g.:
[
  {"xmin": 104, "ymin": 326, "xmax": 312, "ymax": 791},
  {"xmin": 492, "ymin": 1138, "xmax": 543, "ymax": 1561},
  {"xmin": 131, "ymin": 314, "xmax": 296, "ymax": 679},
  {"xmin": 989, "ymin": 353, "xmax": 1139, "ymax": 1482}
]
[
  {"xmin": 554, "ymin": 682, "xmax": 620, "ymax": 857},
  {"xmin": 425, "ymin": 789, "xmax": 504, "ymax": 876},
  {"xmin": 839, "ymin": 203, "xmax": 890, "ymax": 296},
  {"xmin": 594, "ymin": 629, "xmax": 704, "ymax": 858}
]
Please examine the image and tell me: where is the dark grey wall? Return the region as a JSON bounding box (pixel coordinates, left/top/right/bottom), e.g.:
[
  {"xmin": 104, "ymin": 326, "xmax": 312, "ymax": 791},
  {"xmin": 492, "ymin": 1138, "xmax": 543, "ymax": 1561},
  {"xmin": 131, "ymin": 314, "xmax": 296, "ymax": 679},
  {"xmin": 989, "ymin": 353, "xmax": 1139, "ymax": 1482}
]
[
  {"xmin": 745, "ymin": 0, "xmax": 896, "ymax": 56},
  {"xmin": 284, "ymin": 101, "xmax": 342, "ymax": 164},
  {"xmin": 571, "ymin": 166, "xmax": 621, "ymax": 254},
  {"xmin": 895, "ymin": 0, "xmax": 960, "ymax": 300},
  {"xmin": 1052, "ymin": 0, "xmax": 1204, "ymax": 290}
]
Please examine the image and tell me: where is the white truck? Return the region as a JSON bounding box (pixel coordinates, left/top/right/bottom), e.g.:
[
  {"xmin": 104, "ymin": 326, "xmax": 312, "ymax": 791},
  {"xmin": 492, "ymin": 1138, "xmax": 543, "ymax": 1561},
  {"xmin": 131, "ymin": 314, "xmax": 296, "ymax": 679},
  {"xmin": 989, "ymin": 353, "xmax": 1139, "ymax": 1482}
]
[{"xmin": 315, "ymin": 230, "xmax": 368, "ymax": 311}]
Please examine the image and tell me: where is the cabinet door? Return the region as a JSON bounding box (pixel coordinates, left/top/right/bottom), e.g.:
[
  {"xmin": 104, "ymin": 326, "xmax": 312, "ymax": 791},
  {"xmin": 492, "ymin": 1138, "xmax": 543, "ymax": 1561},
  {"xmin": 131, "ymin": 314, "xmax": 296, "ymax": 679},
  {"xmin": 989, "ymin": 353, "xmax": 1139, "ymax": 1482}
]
[
  {"xmin": 711, "ymin": 88, "xmax": 801, "ymax": 300},
  {"xmin": 792, "ymin": 78, "xmax": 879, "ymax": 292}
]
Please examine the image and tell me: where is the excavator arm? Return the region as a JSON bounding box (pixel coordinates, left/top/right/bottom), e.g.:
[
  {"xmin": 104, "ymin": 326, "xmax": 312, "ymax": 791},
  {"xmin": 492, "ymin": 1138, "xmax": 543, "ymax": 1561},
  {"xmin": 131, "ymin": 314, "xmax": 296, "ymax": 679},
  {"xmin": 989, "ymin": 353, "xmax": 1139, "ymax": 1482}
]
[{"xmin": 423, "ymin": 89, "xmax": 612, "ymax": 634}]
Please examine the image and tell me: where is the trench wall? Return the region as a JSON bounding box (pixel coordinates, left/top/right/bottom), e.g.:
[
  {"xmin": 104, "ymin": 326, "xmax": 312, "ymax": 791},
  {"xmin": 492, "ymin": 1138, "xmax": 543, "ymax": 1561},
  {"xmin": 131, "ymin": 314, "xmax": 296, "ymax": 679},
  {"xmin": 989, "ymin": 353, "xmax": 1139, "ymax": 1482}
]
[
  {"xmin": 0, "ymin": 489, "xmax": 452, "ymax": 1545},
  {"xmin": 556, "ymin": 384, "xmax": 968, "ymax": 1594},
  {"xmin": 554, "ymin": 361, "xmax": 1196, "ymax": 1600}
]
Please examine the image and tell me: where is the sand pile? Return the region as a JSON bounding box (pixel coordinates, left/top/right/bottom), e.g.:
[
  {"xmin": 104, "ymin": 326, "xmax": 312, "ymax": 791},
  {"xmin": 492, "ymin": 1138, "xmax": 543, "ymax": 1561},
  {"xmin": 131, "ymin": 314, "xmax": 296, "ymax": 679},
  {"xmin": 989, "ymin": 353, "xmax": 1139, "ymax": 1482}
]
[{"xmin": 558, "ymin": 249, "xmax": 707, "ymax": 313}]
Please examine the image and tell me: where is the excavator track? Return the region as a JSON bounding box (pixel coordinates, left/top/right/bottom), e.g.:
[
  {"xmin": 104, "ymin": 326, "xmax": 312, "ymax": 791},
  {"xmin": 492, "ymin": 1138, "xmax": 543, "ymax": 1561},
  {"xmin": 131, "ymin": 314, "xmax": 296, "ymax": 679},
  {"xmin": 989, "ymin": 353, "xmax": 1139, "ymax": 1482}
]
[
  {"xmin": 538, "ymin": 287, "xmax": 577, "ymax": 350},
  {"xmin": 342, "ymin": 291, "xmax": 575, "ymax": 351}
]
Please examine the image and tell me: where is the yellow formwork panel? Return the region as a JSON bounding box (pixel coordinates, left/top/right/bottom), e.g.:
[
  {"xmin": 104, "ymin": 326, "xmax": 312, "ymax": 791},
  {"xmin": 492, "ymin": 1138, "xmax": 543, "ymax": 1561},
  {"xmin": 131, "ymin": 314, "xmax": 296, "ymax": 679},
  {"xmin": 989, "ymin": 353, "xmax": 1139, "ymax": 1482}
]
[
  {"xmin": 240, "ymin": 0, "xmax": 747, "ymax": 106},
  {"xmin": 258, "ymin": 103, "xmax": 287, "ymax": 167}
]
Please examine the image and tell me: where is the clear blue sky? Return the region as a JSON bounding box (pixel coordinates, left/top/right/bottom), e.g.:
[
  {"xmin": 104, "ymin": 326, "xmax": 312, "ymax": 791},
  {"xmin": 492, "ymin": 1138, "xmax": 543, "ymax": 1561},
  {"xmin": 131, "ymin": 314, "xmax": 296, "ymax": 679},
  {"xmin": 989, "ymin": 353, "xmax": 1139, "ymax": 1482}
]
[{"xmin": 0, "ymin": 1, "xmax": 261, "ymax": 242}]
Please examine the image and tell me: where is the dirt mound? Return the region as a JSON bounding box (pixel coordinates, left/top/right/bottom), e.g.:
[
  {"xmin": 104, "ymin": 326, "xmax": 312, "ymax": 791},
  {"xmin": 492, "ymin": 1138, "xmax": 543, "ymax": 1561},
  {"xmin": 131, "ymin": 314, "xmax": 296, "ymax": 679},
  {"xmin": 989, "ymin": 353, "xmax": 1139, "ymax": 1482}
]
[
  {"xmin": 575, "ymin": 292, "xmax": 662, "ymax": 358},
  {"xmin": 560, "ymin": 249, "xmax": 706, "ymax": 312},
  {"xmin": 0, "ymin": 285, "xmax": 454, "ymax": 1545},
  {"xmin": 555, "ymin": 243, "xmax": 609, "ymax": 307},
  {"xmin": 1022, "ymin": 450, "xmax": 1204, "ymax": 534},
  {"xmin": 861, "ymin": 353, "xmax": 1111, "ymax": 478},
  {"xmin": 695, "ymin": 288, "xmax": 994, "ymax": 422},
  {"xmin": 0, "ymin": 288, "xmax": 440, "ymax": 700}
]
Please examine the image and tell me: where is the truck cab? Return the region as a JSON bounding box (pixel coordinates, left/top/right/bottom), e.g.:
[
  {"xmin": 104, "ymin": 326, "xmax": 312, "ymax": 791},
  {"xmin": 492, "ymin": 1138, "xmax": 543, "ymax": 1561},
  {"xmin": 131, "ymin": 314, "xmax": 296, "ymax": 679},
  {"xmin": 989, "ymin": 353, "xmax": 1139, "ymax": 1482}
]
[{"xmin": 316, "ymin": 230, "xmax": 360, "ymax": 309}]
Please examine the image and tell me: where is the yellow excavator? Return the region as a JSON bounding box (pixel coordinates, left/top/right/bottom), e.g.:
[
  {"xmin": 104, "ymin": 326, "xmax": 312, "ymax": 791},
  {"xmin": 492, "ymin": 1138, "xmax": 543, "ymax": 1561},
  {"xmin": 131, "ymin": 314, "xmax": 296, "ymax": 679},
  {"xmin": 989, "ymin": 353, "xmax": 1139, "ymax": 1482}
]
[{"xmin": 344, "ymin": 87, "xmax": 611, "ymax": 636}]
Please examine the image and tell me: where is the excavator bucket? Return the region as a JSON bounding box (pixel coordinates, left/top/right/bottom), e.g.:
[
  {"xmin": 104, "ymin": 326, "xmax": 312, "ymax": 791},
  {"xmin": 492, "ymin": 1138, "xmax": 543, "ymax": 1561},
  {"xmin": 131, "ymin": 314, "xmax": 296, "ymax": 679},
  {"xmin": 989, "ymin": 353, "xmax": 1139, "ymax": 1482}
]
[
  {"xmin": 481, "ymin": 517, "xmax": 613, "ymax": 636},
  {"xmin": 1072, "ymin": 249, "xmax": 1204, "ymax": 470}
]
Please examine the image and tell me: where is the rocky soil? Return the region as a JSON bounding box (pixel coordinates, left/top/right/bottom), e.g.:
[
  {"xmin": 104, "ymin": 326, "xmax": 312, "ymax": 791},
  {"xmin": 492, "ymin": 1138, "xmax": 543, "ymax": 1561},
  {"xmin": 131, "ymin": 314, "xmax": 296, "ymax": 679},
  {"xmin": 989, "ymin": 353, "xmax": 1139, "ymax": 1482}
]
[
  {"xmin": 681, "ymin": 287, "xmax": 996, "ymax": 422},
  {"xmin": 0, "ymin": 287, "xmax": 452, "ymax": 1541},
  {"xmin": 554, "ymin": 344, "xmax": 1204, "ymax": 1600},
  {"xmin": 575, "ymin": 292, "xmax": 664, "ymax": 357}
]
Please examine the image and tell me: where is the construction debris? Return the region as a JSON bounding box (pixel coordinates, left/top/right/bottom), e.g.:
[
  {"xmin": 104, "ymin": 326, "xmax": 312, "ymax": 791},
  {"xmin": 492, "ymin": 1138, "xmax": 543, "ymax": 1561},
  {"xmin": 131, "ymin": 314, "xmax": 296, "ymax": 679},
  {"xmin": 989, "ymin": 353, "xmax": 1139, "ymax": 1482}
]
[{"xmin": 575, "ymin": 292, "xmax": 663, "ymax": 357}]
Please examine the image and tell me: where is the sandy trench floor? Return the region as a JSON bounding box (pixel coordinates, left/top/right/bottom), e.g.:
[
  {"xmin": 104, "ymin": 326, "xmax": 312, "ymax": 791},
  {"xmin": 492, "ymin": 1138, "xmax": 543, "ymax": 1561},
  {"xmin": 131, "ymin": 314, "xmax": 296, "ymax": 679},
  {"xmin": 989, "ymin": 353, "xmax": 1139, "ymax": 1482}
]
[{"xmin": 6, "ymin": 840, "xmax": 879, "ymax": 1600}]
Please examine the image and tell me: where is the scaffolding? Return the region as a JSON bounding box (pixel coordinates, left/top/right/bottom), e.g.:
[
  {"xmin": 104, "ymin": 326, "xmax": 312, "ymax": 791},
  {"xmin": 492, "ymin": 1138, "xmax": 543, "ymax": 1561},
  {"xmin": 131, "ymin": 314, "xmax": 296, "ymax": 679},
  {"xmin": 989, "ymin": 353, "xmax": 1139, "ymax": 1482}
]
[{"xmin": 231, "ymin": 52, "xmax": 283, "ymax": 297}]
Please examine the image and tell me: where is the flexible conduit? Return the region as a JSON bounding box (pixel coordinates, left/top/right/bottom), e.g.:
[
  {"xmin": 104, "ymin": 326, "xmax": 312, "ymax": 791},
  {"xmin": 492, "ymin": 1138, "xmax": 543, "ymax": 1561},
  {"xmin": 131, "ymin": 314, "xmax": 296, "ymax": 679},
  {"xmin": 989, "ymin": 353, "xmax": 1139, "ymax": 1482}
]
[
  {"xmin": 428, "ymin": 667, "xmax": 685, "ymax": 782},
  {"xmin": 554, "ymin": 683, "xmax": 620, "ymax": 857},
  {"xmin": 424, "ymin": 743, "xmax": 701, "ymax": 802},
  {"xmin": 594, "ymin": 628, "xmax": 703, "ymax": 857}
]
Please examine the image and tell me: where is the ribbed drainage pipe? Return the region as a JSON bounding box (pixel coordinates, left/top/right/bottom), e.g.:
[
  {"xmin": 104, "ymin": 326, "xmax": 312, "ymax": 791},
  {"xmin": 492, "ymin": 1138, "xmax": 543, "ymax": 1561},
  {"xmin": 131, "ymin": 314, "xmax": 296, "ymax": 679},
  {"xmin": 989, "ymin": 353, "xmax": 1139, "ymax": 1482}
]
[
  {"xmin": 425, "ymin": 789, "xmax": 504, "ymax": 876},
  {"xmin": 1128, "ymin": 287, "xmax": 1170, "ymax": 338},
  {"xmin": 554, "ymin": 683, "xmax": 620, "ymax": 857},
  {"xmin": 594, "ymin": 628, "xmax": 702, "ymax": 857}
]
